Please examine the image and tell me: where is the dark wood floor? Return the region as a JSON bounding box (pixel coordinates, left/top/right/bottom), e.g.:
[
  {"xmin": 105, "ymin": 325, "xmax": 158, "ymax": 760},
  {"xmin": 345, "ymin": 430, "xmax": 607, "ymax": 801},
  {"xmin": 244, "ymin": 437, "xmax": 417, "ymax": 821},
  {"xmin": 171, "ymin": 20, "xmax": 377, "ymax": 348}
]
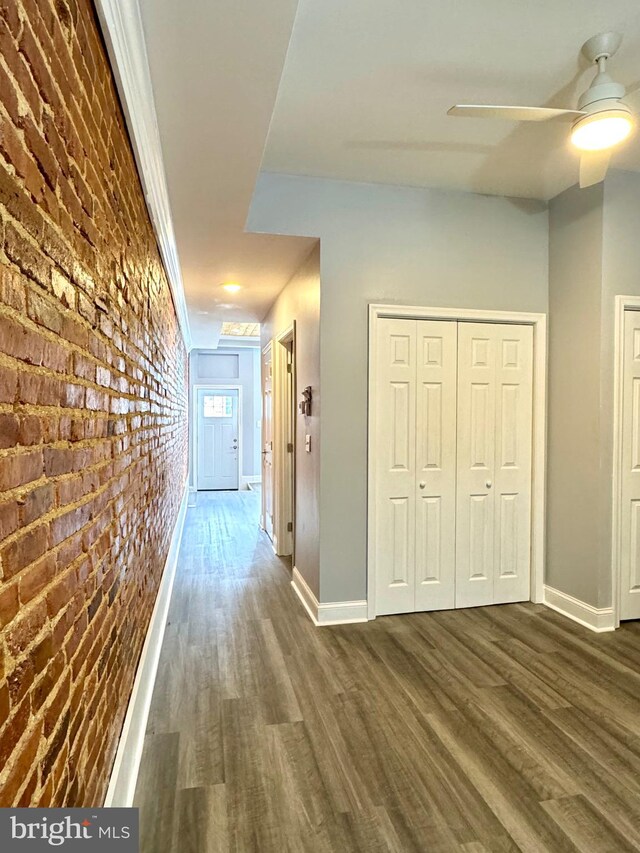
[{"xmin": 134, "ymin": 490, "xmax": 640, "ymax": 852}]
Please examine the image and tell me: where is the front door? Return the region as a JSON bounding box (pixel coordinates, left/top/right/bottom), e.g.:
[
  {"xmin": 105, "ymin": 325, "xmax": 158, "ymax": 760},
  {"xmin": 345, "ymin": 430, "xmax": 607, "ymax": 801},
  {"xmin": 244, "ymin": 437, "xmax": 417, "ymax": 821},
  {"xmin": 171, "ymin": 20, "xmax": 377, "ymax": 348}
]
[{"xmin": 196, "ymin": 388, "xmax": 239, "ymax": 490}]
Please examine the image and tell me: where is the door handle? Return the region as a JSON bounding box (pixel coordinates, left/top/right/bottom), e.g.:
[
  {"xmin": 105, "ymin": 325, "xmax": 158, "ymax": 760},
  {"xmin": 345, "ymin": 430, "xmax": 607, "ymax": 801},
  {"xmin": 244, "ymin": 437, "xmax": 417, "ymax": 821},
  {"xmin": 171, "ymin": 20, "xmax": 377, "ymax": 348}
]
[
  {"xmin": 486, "ymin": 480, "xmax": 492, "ymax": 489},
  {"xmin": 419, "ymin": 481, "xmax": 426, "ymax": 489}
]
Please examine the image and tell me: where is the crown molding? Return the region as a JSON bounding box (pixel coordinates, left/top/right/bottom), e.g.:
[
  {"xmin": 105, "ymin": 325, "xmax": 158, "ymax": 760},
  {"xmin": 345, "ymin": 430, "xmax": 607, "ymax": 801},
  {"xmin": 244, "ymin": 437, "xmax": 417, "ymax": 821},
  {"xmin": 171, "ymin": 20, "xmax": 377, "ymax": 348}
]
[{"xmin": 95, "ymin": 0, "xmax": 193, "ymax": 350}]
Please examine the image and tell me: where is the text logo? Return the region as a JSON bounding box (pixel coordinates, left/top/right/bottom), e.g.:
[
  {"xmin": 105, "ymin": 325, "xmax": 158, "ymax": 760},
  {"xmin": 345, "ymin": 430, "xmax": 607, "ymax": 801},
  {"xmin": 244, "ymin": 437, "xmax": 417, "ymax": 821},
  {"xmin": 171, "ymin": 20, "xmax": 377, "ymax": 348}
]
[{"xmin": 0, "ymin": 809, "xmax": 138, "ymax": 851}]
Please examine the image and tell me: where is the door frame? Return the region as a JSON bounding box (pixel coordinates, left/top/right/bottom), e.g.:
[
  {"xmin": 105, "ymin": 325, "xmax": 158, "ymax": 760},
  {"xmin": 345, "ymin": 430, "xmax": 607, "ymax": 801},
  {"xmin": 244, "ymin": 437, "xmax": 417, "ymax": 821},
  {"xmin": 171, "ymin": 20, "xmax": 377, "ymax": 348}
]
[
  {"xmin": 367, "ymin": 303, "xmax": 548, "ymax": 620},
  {"xmin": 193, "ymin": 384, "xmax": 243, "ymax": 491},
  {"xmin": 611, "ymin": 295, "xmax": 640, "ymax": 627},
  {"xmin": 261, "ymin": 342, "xmax": 273, "ymax": 535},
  {"xmin": 273, "ymin": 324, "xmax": 296, "ymax": 557}
]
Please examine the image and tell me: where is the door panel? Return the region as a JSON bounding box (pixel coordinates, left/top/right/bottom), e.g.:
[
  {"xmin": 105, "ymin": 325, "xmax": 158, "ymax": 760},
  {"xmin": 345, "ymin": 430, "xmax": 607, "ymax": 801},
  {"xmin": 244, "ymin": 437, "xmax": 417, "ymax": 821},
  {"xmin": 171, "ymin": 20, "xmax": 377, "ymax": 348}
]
[
  {"xmin": 375, "ymin": 318, "xmax": 457, "ymax": 615},
  {"xmin": 375, "ymin": 318, "xmax": 417, "ymax": 615},
  {"xmin": 196, "ymin": 389, "xmax": 239, "ymax": 490},
  {"xmin": 455, "ymin": 323, "xmax": 532, "ymax": 608},
  {"xmin": 620, "ymin": 310, "xmax": 640, "ymax": 620},
  {"xmin": 414, "ymin": 320, "xmax": 457, "ymax": 611}
]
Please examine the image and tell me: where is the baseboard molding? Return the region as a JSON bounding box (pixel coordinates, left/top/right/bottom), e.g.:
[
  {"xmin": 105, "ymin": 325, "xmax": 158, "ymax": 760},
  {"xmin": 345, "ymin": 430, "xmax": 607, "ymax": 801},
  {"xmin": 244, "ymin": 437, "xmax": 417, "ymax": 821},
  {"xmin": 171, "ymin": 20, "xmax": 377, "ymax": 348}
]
[
  {"xmin": 242, "ymin": 475, "xmax": 261, "ymax": 486},
  {"xmin": 543, "ymin": 585, "xmax": 615, "ymax": 633},
  {"xmin": 104, "ymin": 484, "xmax": 189, "ymax": 806},
  {"xmin": 291, "ymin": 567, "xmax": 368, "ymax": 626}
]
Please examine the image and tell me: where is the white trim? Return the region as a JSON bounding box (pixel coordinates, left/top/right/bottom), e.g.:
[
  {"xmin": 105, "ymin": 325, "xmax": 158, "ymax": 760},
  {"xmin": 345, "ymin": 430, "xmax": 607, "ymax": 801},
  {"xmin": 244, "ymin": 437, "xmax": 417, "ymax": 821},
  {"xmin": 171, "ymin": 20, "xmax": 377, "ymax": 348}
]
[
  {"xmin": 367, "ymin": 303, "xmax": 547, "ymax": 620},
  {"xmin": 611, "ymin": 296, "xmax": 640, "ymax": 628},
  {"xmin": 192, "ymin": 384, "xmax": 242, "ymax": 491},
  {"xmin": 543, "ymin": 585, "xmax": 615, "ymax": 633},
  {"xmin": 104, "ymin": 483, "xmax": 189, "ymax": 806},
  {"xmin": 261, "ymin": 342, "xmax": 274, "ymax": 537},
  {"xmin": 291, "ymin": 567, "xmax": 368, "ymax": 626},
  {"xmin": 273, "ymin": 325, "xmax": 296, "ymax": 556},
  {"xmin": 94, "ymin": 0, "xmax": 192, "ymax": 350}
]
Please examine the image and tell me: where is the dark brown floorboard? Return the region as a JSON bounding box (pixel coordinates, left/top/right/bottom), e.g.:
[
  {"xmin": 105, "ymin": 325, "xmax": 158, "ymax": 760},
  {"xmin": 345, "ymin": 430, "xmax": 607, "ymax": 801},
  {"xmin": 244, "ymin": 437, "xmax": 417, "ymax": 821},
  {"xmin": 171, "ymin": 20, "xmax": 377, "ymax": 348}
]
[{"xmin": 134, "ymin": 490, "xmax": 640, "ymax": 852}]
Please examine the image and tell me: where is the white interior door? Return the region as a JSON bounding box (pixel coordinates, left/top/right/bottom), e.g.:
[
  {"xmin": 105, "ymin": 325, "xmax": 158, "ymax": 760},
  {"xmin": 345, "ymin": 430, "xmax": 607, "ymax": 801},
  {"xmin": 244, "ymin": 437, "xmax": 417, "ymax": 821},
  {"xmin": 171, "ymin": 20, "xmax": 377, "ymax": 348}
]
[
  {"xmin": 455, "ymin": 323, "xmax": 533, "ymax": 608},
  {"xmin": 620, "ymin": 310, "xmax": 640, "ymax": 620},
  {"xmin": 196, "ymin": 389, "xmax": 239, "ymax": 490},
  {"xmin": 375, "ymin": 318, "xmax": 457, "ymax": 615},
  {"xmin": 262, "ymin": 345, "xmax": 274, "ymax": 540},
  {"xmin": 415, "ymin": 321, "xmax": 458, "ymax": 611},
  {"xmin": 374, "ymin": 317, "xmax": 534, "ymax": 616}
]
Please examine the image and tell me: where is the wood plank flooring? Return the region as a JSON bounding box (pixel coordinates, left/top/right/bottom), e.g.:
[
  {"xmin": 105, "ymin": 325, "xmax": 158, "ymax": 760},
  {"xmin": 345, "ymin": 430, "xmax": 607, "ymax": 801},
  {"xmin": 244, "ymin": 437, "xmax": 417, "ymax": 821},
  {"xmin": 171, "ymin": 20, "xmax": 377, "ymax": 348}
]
[{"xmin": 134, "ymin": 490, "xmax": 640, "ymax": 852}]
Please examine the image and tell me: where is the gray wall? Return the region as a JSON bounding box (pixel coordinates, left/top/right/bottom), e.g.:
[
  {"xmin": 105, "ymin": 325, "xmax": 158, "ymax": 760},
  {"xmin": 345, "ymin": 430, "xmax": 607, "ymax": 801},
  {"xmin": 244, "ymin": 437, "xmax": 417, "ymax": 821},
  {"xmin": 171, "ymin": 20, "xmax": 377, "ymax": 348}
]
[
  {"xmin": 547, "ymin": 183, "xmax": 604, "ymax": 607},
  {"xmin": 250, "ymin": 174, "xmax": 549, "ymax": 602},
  {"xmin": 262, "ymin": 244, "xmax": 321, "ymax": 596},
  {"xmin": 189, "ymin": 347, "xmax": 261, "ymax": 487},
  {"xmin": 547, "ymin": 171, "xmax": 640, "ymax": 609}
]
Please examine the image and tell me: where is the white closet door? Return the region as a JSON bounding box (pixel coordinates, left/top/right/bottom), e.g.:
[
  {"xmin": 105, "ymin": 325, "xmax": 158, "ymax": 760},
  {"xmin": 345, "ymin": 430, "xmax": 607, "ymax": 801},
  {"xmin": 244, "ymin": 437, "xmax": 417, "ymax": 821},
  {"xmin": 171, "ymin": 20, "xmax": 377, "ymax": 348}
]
[
  {"xmin": 620, "ymin": 310, "xmax": 640, "ymax": 621},
  {"xmin": 375, "ymin": 318, "xmax": 417, "ymax": 614},
  {"xmin": 455, "ymin": 323, "xmax": 533, "ymax": 608},
  {"xmin": 414, "ymin": 321, "xmax": 457, "ymax": 611}
]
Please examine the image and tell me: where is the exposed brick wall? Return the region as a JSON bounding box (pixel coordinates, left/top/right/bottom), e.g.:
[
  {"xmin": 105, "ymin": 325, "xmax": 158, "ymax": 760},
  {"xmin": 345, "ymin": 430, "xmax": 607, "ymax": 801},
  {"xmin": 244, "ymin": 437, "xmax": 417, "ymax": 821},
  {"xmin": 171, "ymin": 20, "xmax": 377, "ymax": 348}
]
[{"xmin": 0, "ymin": 0, "xmax": 188, "ymax": 806}]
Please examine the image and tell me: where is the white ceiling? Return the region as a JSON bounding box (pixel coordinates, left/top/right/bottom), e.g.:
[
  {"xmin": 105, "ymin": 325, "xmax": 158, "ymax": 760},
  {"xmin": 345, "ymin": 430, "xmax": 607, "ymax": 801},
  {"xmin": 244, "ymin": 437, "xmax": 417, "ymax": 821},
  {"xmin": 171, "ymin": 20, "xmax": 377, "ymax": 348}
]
[
  {"xmin": 262, "ymin": 0, "xmax": 640, "ymax": 200},
  {"xmin": 138, "ymin": 0, "xmax": 315, "ymax": 348},
  {"xmin": 136, "ymin": 0, "xmax": 640, "ymax": 347}
]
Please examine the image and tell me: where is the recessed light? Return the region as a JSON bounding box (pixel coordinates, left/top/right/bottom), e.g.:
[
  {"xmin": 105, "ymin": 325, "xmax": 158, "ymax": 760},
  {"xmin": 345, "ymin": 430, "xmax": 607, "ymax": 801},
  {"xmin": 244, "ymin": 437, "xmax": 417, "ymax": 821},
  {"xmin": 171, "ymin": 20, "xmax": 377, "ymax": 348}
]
[{"xmin": 221, "ymin": 282, "xmax": 242, "ymax": 293}]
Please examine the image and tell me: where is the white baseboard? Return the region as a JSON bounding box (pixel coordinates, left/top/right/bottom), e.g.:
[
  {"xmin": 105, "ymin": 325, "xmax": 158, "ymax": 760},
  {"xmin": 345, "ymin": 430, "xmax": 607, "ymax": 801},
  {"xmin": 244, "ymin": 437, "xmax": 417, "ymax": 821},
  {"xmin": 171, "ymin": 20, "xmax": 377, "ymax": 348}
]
[
  {"xmin": 104, "ymin": 484, "xmax": 189, "ymax": 806},
  {"xmin": 242, "ymin": 475, "xmax": 261, "ymax": 486},
  {"xmin": 543, "ymin": 585, "xmax": 615, "ymax": 633},
  {"xmin": 291, "ymin": 567, "xmax": 368, "ymax": 626}
]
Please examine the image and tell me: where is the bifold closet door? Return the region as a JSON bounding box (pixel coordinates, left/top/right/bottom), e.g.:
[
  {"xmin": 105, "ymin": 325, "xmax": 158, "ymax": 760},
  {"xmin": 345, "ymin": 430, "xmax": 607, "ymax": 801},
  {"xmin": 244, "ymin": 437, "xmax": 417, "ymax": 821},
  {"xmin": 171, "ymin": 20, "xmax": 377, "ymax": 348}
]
[
  {"xmin": 455, "ymin": 323, "xmax": 533, "ymax": 608},
  {"xmin": 375, "ymin": 318, "xmax": 457, "ymax": 615}
]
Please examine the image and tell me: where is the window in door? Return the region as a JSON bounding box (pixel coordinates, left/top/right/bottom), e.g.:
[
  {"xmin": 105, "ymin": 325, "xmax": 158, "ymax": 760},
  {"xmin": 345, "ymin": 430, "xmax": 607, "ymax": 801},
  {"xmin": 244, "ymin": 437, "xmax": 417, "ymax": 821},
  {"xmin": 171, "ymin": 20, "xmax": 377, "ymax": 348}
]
[{"xmin": 203, "ymin": 395, "xmax": 233, "ymax": 418}]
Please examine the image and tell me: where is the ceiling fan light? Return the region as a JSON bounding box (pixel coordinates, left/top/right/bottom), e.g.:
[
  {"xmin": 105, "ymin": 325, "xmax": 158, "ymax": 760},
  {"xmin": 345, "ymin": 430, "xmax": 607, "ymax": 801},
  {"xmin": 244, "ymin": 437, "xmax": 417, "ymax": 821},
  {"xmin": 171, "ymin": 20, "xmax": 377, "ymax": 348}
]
[{"xmin": 571, "ymin": 110, "xmax": 633, "ymax": 151}]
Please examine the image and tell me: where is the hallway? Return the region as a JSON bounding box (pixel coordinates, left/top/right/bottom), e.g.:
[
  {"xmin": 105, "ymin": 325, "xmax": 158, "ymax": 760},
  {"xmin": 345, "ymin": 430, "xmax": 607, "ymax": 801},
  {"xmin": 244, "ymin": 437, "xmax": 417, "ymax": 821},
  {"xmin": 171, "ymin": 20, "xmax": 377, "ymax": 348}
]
[{"xmin": 134, "ymin": 491, "xmax": 640, "ymax": 852}]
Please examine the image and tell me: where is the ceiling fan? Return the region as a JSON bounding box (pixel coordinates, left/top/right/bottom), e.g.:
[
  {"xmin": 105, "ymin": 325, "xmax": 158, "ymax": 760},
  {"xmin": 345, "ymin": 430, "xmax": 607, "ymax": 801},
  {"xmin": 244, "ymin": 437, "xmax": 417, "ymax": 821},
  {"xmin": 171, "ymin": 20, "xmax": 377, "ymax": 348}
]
[{"xmin": 448, "ymin": 32, "xmax": 640, "ymax": 188}]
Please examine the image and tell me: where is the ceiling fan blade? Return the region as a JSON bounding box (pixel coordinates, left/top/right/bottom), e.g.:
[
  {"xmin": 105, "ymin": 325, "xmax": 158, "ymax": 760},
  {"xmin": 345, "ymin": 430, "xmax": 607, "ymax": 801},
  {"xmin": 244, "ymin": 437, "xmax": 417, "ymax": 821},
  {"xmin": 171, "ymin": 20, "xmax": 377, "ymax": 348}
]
[
  {"xmin": 448, "ymin": 105, "xmax": 585, "ymax": 122},
  {"xmin": 579, "ymin": 150, "xmax": 611, "ymax": 188},
  {"xmin": 622, "ymin": 83, "xmax": 640, "ymax": 111}
]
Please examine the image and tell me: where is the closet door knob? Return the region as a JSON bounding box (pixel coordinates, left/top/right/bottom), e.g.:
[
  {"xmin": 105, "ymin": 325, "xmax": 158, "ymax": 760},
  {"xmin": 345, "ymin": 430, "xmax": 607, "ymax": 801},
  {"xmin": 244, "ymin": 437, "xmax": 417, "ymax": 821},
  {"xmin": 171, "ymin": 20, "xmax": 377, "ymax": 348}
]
[
  {"xmin": 486, "ymin": 480, "xmax": 492, "ymax": 489},
  {"xmin": 419, "ymin": 481, "xmax": 426, "ymax": 489}
]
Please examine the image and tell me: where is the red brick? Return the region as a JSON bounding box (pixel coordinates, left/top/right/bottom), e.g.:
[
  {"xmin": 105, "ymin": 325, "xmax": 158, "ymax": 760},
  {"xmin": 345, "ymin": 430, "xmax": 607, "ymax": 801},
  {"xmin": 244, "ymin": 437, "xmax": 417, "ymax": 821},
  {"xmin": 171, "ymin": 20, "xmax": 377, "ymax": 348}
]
[
  {"xmin": 0, "ymin": 413, "xmax": 19, "ymax": 448},
  {"xmin": 2, "ymin": 722, "xmax": 43, "ymax": 806},
  {"xmin": 4, "ymin": 222, "xmax": 51, "ymax": 289},
  {"xmin": 0, "ymin": 523, "xmax": 49, "ymax": 579},
  {"xmin": 27, "ymin": 289, "xmax": 64, "ymax": 335},
  {"xmin": 0, "ymin": 0, "xmax": 188, "ymax": 810},
  {"xmin": 46, "ymin": 569, "xmax": 76, "ymax": 620},
  {"xmin": 18, "ymin": 414, "xmax": 42, "ymax": 445},
  {"xmin": 0, "ymin": 364, "xmax": 18, "ymax": 402},
  {"xmin": 19, "ymin": 553, "xmax": 56, "ymax": 604},
  {"xmin": 0, "ymin": 449, "xmax": 43, "ymax": 491},
  {"xmin": 0, "ymin": 499, "xmax": 19, "ymax": 539},
  {"xmin": 0, "ymin": 582, "xmax": 19, "ymax": 629},
  {"xmin": 20, "ymin": 482, "xmax": 55, "ymax": 525},
  {"xmin": 0, "ymin": 699, "xmax": 31, "ymax": 766}
]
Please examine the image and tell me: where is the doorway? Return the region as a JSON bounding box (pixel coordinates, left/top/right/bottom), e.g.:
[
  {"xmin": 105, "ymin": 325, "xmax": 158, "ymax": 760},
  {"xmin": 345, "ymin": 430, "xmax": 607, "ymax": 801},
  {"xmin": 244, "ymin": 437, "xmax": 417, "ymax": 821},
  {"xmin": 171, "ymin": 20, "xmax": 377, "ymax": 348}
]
[
  {"xmin": 368, "ymin": 304, "xmax": 547, "ymax": 619},
  {"xmin": 262, "ymin": 343, "xmax": 274, "ymax": 539},
  {"xmin": 612, "ymin": 298, "xmax": 640, "ymax": 624},
  {"xmin": 274, "ymin": 325, "xmax": 296, "ymax": 559},
  {"xmin": 195, "ymin": 386, "xmax": 241, "ymax": 490}
]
